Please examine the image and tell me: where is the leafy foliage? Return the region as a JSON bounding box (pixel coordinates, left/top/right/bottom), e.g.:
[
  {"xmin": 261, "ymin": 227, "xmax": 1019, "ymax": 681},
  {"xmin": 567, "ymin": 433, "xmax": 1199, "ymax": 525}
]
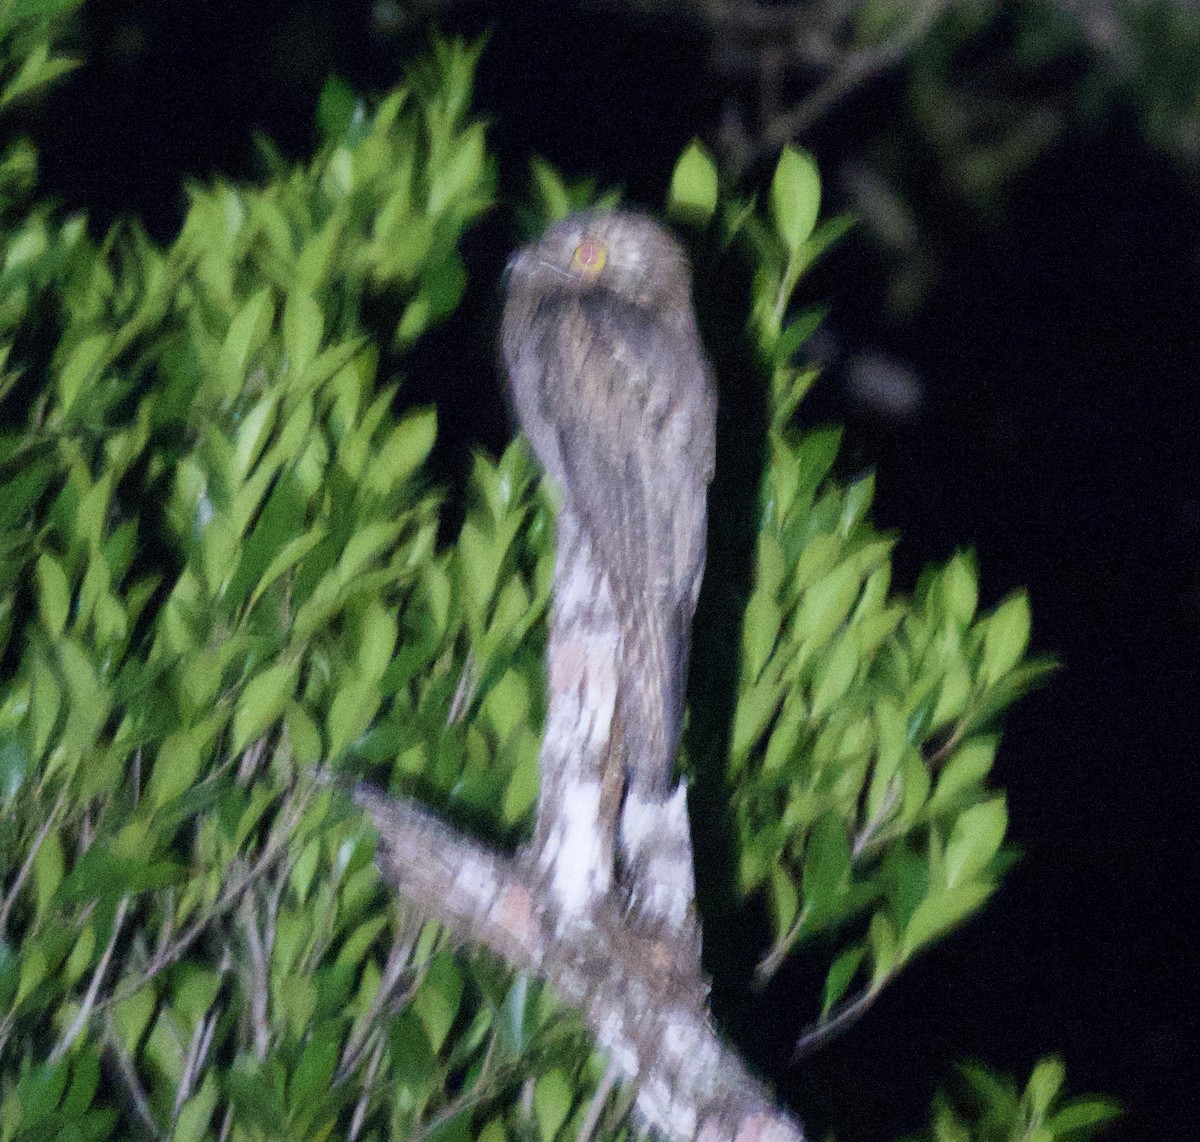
[
  {"xmin": 863, "ymin": 0, "xmax": 1200, "ymax": 313},
  {"xmin": 0, "ymin": 14, "xmax": 1103, "ymax": 1142},
  {"xmin": 908, "ymin": 1056, "xmax": 1122, "ymax": 1142},
  {"xmin": 668, "ymin": 143, "xmax": 1051, "ymax": 1036},
  {"xmin": 0, "ymin": 22, "xmax": 587, "ymax": 1141}
]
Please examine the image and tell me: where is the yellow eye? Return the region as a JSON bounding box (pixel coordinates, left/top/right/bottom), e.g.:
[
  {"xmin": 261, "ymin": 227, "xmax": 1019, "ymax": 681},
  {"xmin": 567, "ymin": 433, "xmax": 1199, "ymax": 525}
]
[{"xmin": 571, "ymin": 237, "xmax": 607, "ymax": 275}]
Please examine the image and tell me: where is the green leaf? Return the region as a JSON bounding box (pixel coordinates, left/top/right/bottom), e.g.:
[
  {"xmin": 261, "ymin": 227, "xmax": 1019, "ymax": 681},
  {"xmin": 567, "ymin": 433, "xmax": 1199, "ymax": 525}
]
[
  {"xmin": 534, "ymin": 1069, "xmax": 574, "ymax": 1141},
  {"xmin": 429, "ymin": 122, "xmax": 486, "ymax": 214},
  {"xmin": 232, "ymin": 661, "xmax": 299, "ymax": 753},
  {"xmin": 839, "ymin": 472, "xmax": 875, "ymax": 538},
  {"xmin": 60, "ymin": 1047, "xmax": 101, "ymax": 1119},
  {"xmin": 336, "ymin": 519, "xmax": 406, "ymax": 585},
  {"xmin": 147, "ymin": 721, "xmax": 217, "ymax": 811},
  {"xmin": 356, "ymin": 600, "xmax": 398, "ymax": 683},
  {"xmin": 296, "ymin": 218, "xmax": 343, "ymax": 294},
  {"xmin": 929, "ymin": 738, "xmax": 997, "ymax": 812},
  {"xmin": 802, "ymin": 813, "xmax": 851, "ymax": 918},
  {"xmin": 769, "ymin": 865, "xmax": 799, "ymax": 939},
  {"xmin": 942, "ymin": 552, "xmax": 979, "ymax": 626},
  {"xmin": 496, "ymin": 973, "xmax": 534, "ymax": 1057},
  {"xmin": 959, "ymin": 1062, "xmax": 1018, "ymax": 1114},
  {"xmin": 290, "ymin": 1030, "xmax": 338, "ymax": 1110},
  {"xmin": 112, "ymin": 988, "xmax": 157, "ymax": 1055},
  {"xmin": 326, "ymin": 680, "xmax": 381, "ymax": 757},
  {"xmin": 1045, "ymin": 1097, "xmax": 1123, "ymax": 1133},
  {"xmin": 868, "ymin": 912, "xmax": 898, "ymax": 986},
  {"xmin": 15, "ymin": 942, "xmax": 47, "ymax": 1006},
  {"xmin": 730, "ymin": 679, "xmax": 784, "ymax": 768},
  {"xmin": 13, "ymin": 1060, "xmax": 68, "ymax": 1129},
  {"xmin": 931, "ymin": 657, "xmax": 972, "ymax": 728},
  {"xmin": 944, "ymin": 797, "xmax": 1006, "ymax": 890},
  {"xmin": 218, "ymin": 288, "xmax": 275, "ymax": 394},
  {"xmin": 900, "ymin": 880, "xmax": 993, "ymax": 960},
  {"xmin": 316, "ymin": 76, "xmax": 357, "ymax": 144},
  {"xmin": 740, "ymin": 587, "xmax": 782, "ymax": 684},
  {"xmin": 414, "ymin": 952, "xmax": 462, "ymax": 1054},
  {"xmin": 57, "ymin": 637, "xmax": 110, "ymax": 757},
  {"xmin": 501, "ymin": 736, "xmax": 539, "ymax": 825},
  {"xmin": 0, "ymin": 733, "xmax": 30, "ymax": 800},
  {"xmin": 29, "ymin": 652, "xmax": 62, "ymax": 761},
  {"xmin": 0, "ymin": 453, "xmax": 57, "ymax": 535},
  {"xmin": 33, "ymin": 827, "xmax": 64, "ymax": 917},
  {"xmin": 770, "ymin": 145, "xmax": 821, "ymax": 254},
  {"xmin": 363, "ymin": 407, "xmax": 437, "ymax": 498},
  {"xmin": 231, "ymin": 390, "xmax": 280, "ymax": 482},
  {"xmin": 795, "ymin": 559, "xmax": 863, "ymax": 646},
  {"xmin": 172, "ymin": 965, "xmax": 224, "ymax": 1025},
  {"xmin": 426, "ymin": 1112, "xmax": 473, "ymax": 1142},
  {"xmin": 762, "ymin": 690, "xmax": 807, "ymax": 774},
  {"xmin": 1026, "ymin": 1055, "xmax": 1065, "ymax": 1119},
  {"xmin": 865, "ymin": 697, "xmax": 905, "ymax": 822},
  {"xmin": 245, "ymin": 526, "xmax": 327, "ymax": 615},
  {"xmin": 174, "ymin": 1073, "xmax": 219, "ymax": 1142},
  {"xmin": 423, "ymin": 253, "xmax": 468, "ymax": 320},
  {"xmin": 57, "ymin": 333, "xmax": 110, "ymax": 415},
  {"xmin": 285, "ymin": 701, "xmax": 324, "ymax": 767},
  {"xmin": 1, "ymin": 42, "xmax": 80, "ymax": 108},
  {"xmin": 477, "ymin": 1120, "xmax": 509, "ymax": 1142},
  {"xmin": 667, "ymin": 139, "xmax": 718, "ymax": 225},
  {"xmin": 980, "ymin": 593, "xmax": 1031, "ymax": 686},
  {"xmin": 530, "ymin": 156, "xmax": 571, "ymax": 222},
  {"xmin": 811, "ymin": 633, "xmax": 859, "ymax": 718},
  {"xmin": 35, "ymin": 553, "xmax": 71, "ymax": 636},
  {"xmin": 821, "ymin": 944, "xmax": 866, "ymax": 1016}
]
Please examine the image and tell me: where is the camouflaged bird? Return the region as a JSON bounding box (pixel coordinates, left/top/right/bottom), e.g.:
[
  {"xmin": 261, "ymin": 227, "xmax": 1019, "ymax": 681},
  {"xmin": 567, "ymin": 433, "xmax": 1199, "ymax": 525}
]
[{"xmin": 502, "ymin": 211, "xmax": 715, "ymax": 919}]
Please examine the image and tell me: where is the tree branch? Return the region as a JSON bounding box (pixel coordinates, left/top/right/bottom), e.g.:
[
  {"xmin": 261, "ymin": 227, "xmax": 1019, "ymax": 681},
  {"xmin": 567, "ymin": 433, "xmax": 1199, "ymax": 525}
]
[
  {"xmin": 358, "ymin": 786, "xmax": 805, "ymax": 1141},
  {"xmin": 757, "ymin": 0, "xmax": 952, "ymax": 155}
]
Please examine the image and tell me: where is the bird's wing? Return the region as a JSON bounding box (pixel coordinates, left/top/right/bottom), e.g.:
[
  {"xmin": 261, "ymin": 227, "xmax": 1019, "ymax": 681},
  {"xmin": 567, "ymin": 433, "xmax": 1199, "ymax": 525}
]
[{"xmin": 518, "ymin": 291, "xmax": 711, "ymax": 791}]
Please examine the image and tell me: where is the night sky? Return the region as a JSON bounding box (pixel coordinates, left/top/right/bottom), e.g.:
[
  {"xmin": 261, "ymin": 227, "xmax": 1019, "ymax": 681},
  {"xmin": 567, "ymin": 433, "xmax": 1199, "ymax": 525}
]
[{"xmin": 21, "ymin": 2, "xmax": 1197, "ymax": 1138}]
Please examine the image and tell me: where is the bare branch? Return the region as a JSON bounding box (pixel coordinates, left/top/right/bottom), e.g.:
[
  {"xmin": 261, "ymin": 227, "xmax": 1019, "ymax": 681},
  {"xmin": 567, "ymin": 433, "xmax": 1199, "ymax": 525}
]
[
  {"xmin": 359, "ymin": 787, "xmax": 806, "ymax": 1141},
  {"xmin": 758, "ymin": 0, "xmax": 952, "ymax": 154}
]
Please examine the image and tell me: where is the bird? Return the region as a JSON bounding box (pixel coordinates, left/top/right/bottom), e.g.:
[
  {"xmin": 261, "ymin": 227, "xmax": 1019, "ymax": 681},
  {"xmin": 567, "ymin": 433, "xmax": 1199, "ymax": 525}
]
[{"xmin": 501, "ymin": 210, "xmax": 716, "ymax": 888}]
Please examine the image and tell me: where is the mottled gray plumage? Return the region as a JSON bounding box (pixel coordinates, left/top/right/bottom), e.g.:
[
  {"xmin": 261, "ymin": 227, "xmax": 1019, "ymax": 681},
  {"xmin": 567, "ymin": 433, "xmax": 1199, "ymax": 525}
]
[{"xmin": 501, "ymin": 211, "xmax": 716, "ymax": 802}]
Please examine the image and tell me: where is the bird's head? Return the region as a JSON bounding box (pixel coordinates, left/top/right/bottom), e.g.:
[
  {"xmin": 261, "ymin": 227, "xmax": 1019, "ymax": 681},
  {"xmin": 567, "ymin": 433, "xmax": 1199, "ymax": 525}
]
[{"xmin": 510, "ymin": 211, "xmax": 693, "ymax": 315}]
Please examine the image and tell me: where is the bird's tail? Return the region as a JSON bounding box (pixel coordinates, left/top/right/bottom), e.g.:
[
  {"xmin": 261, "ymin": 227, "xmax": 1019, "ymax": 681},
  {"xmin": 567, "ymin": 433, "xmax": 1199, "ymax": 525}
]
[{"xmin": 617, "ymin": 599, "xmax": 690, "ymax": 800}]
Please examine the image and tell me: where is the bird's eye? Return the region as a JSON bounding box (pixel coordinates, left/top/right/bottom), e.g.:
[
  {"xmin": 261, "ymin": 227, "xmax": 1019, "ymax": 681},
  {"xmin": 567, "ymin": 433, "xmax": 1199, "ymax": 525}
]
[{"xmin": 571, "ymin": 238, "xmax": 607, "ymax": 275}]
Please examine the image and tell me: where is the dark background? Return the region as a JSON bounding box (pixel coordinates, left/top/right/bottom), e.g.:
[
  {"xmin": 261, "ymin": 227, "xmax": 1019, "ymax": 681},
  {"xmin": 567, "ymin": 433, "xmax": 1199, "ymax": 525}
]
[{"xmin": 23, "ymin": 2, "xmax": 1196, "ymax": 1138}]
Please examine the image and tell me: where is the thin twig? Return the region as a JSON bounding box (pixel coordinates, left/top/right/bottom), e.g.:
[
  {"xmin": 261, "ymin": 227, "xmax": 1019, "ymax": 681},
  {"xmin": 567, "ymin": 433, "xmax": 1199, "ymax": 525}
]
[
  {"xmin": 99, "ymin": 785, "xmax": 309, "ymax": 1013},
  {"xmin": 0, "ymin": 788, "xmax": 68, "ymax": 938},
  {"xmin": 446, "ymin": 650, "xmax": 477, "ymax": 725},
  {"xmin": 240, "ymin": 892, "xmax": 272, "ymax": 1062},
  {"xmin": 104, "ymin": 1008, "xmax": 162, "ymax": 1137},
  {"xmin": 173, "ymin": 1009, "xmax": 219, "ymax": 1120},
  {"xmin": 336, "ymin": 929, "xmax": 419, "ymax": 1082},
  {"xmin": 50, "ymin": 896, "xmax": 131, "ymax": 1063},
  {"xmin": 576, "ymin": 1057, "xmax": 622, "ymax": 1142},
  {"xmin": 792, "ymin": 983, "xmax": 881, "ymax": 1062},
  {"xmin": 348, "ymin": 1035, "xmax": 387, "ymax": 1141},
  {"xmin": 755, "ymin": 904, "xmax": 810, "ymax": 985},
  {"xmin": 237, "ymin": 736, "xmax": 268, "ymax": 785},
  {"xmin": 759, "ymin": 0, "xmax": 952, "ymax": 154},
  {"xmin": 852, "ymin": 777, "xmax": 902, "ymax": 862}
]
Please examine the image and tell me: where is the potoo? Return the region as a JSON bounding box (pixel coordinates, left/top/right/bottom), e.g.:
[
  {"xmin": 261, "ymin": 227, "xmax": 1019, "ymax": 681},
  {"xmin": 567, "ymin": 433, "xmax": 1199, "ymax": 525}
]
[{"xmin": 501, "ymin": 211, "xmax": 716, "ymax": 904}]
